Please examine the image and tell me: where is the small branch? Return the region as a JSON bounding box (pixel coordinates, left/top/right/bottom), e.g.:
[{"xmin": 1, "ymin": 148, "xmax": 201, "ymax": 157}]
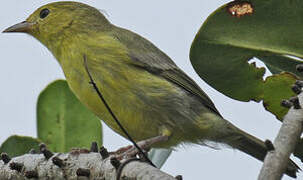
[
  {"xmin": 258, "ymin": 93, "xmax": 303, "ymax": 180},
  {"xmin": 0, "ymin": 149, "xmax": 176, "ymax": 180}
]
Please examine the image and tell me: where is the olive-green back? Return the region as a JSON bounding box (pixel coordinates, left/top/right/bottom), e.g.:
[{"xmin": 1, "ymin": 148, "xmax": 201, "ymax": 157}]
[{"xmin": 111, "ymin": 27, "xmax": 222, "ymax": 117}]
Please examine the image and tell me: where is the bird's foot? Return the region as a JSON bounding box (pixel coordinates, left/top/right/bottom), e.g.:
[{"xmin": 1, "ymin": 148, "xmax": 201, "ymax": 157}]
[{"xmin": 113, "ymin": 135, "xmax": 169, "ymax": 160}]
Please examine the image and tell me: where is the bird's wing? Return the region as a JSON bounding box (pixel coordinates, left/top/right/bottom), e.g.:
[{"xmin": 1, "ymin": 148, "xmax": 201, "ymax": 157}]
[{"xmin": 112, "ymin": 27, "xmax": 222, "ymax": 117}]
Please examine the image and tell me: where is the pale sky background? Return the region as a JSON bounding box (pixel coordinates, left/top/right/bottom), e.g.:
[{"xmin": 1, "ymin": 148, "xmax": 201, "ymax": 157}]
[{"xmin": 0, "ymin": 0, "xmax": 301, "ymax": 179}]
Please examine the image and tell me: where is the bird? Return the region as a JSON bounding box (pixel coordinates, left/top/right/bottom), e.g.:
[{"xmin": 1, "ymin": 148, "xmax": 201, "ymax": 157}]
[{"xmin": 3, "ymin": 1, "xmax": 299, "ymax": 177}]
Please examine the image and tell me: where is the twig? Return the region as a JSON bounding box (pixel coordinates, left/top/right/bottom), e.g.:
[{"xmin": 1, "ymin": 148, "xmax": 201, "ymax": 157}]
[{"xmin": 258, "ymin": 93, "xmax": 303, "ymax": 180}]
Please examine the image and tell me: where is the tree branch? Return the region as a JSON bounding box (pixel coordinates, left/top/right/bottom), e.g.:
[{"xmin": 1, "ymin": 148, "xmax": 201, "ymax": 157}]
[
  {"xmin": 0, "ymin": 149, "xmax": 176, "ymax": 180},
  {"xmin": 258, "ymin": 93, "xmax": 303, "ymax": 180}
]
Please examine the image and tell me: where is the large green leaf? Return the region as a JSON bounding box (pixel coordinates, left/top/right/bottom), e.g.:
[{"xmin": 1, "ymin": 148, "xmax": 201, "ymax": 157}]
[
  {"xmin": 190, "ymin": 0, "xmax": 303, "ymax": 120},
  {"xmin": 37, "ymin": 80, "xmax": 102, "ymax": 152},
  {"xmin": 0, "ymin": 135, "xmax": 41, "ymax": 157}
]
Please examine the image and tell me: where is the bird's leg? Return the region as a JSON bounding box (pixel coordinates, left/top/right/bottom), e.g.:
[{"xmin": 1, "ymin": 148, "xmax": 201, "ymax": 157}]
[{"xmin": 114, "ymin": 135, "xmax": 169, "ymax": 159}]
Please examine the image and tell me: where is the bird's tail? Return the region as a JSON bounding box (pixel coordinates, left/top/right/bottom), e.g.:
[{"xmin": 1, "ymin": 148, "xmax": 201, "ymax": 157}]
[{"xmin": 221, "ymin": 122, "xmax": 300, "ymax": 178}]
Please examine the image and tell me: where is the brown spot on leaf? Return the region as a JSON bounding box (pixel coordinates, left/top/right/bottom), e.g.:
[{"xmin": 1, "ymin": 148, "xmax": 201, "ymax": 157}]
[{"xmin": 227, "ymin": 1, "xmax": 254, "ymax": 17}]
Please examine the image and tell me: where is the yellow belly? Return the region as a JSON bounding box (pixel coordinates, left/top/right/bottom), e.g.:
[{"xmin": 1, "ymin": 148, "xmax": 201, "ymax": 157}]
[{"xmin": 62, "ymin": 58, "xmax": 182, "ymax": 147}]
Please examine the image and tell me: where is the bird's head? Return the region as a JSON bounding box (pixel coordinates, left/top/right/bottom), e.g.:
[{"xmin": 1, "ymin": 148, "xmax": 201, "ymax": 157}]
[{"xmin": 3, "ymin": 1, "xmax": 111, "ymax": 47}]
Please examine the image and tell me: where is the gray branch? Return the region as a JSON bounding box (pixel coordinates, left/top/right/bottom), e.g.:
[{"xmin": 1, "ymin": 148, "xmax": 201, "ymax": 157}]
[
  {"xmin": 0, "ymin": 150, "xmax": 176, "ymax": 180},
  {"xmin": 258, "ymin": 93, "xmax": 303, "ymax": 180}
]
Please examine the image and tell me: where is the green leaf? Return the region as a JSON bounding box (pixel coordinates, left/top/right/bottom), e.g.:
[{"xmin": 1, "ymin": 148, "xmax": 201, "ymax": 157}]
[
  {"xmin": 0, "ymin": 135, "xmax": 41, "ymax": 157},
  {"xmin": 148, "ymin": 148, "xmax": 172, "ymax": 169},
  {"xmin": 37, "ymin": 80, "xmax": 102, "ymax": 152},
  {"xmin": 262, "ymin": 72, "xmax": 299, "ymax": 119},
  {"xmin": 190, "ymin": 0, "xmax": 303, "ymax": 120},
  {"xmin": 259, "ymin": 55, "xmax": 303, "ymax": 77}
]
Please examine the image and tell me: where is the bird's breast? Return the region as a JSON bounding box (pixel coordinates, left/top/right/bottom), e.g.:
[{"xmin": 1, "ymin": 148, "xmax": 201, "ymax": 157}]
[{"xmin": 59, "ymin": 54, "xmax": 177, "ymax": 142}]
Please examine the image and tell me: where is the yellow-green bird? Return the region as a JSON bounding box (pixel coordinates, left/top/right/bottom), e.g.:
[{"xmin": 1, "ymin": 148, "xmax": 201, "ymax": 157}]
[{"xmin": 3, "ymin": 1, "xmax": 299, "ymax": 177}]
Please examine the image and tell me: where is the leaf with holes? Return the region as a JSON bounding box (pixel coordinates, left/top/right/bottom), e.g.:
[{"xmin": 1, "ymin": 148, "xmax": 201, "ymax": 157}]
[
  {"xmin": 190, "ymin": 0, "xmax": 303, "ymax": 120},
  {"xmin": 37, "ymin": 80, "xmax": 102, "ymax": 152},
  {"xmin": 0, "ymin": 135, "xmax": 41, "ymax": 157}
]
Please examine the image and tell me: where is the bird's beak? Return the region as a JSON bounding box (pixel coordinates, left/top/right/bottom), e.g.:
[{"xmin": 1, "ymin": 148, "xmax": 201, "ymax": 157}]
[{"xmin": 3, "ymin": 21, "xmax": 33, "ymax": 33}]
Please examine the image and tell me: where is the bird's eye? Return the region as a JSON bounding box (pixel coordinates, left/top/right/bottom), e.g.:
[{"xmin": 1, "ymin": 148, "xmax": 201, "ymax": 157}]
[{"xmin": 40, "ymin": 8, "xmax": 50, "ymax": 19}]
